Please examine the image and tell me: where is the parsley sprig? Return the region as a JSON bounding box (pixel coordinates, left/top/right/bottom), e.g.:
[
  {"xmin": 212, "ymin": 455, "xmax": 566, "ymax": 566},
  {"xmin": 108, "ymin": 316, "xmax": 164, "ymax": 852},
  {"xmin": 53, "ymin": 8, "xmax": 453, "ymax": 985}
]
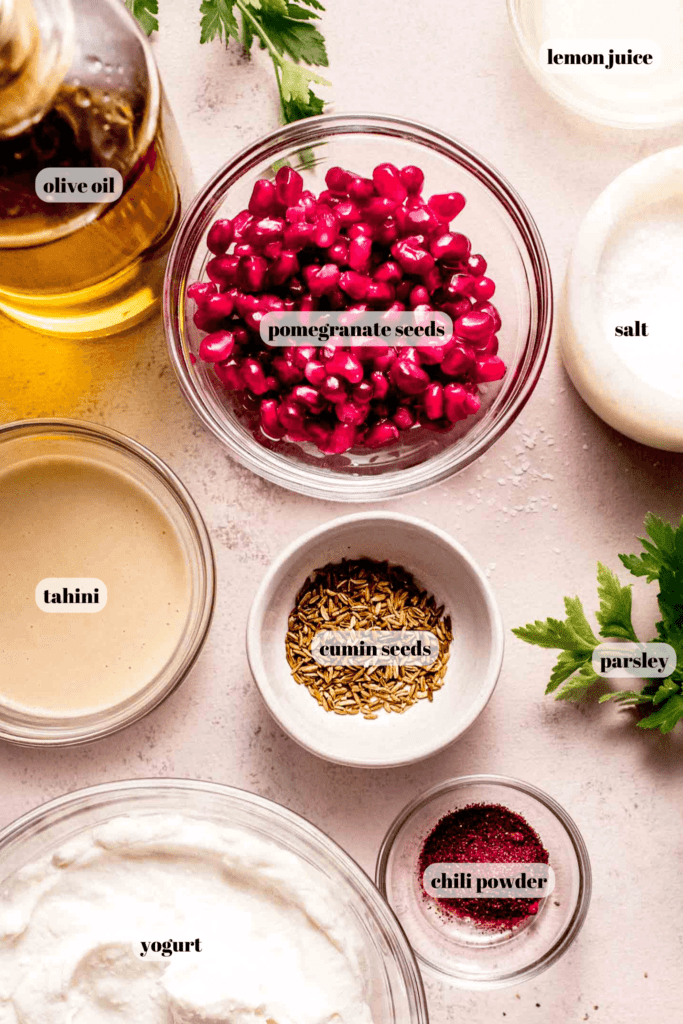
[
  {"xmin": 126, "ymin": 0, "xmax": 330, "ymax": 123},
  {"xmin": 513, "ymin": 514, "xmax": 683, "ymax": 735}
]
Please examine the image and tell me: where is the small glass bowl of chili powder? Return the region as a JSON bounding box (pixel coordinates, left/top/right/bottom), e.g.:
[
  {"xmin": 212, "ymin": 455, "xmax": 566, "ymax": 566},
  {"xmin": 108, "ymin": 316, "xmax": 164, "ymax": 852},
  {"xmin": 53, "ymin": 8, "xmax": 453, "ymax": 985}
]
[{"xmin": 376, "ymin": 775, "xmax": 591, "ymax": 989}]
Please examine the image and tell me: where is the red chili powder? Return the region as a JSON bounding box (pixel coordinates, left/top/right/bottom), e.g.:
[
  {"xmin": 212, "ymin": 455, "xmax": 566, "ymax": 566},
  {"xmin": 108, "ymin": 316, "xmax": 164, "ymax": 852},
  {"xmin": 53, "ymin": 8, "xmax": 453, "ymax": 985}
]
[{"xmin": 418, "ymin": 803, "xmax": 549, "ymax": 932}]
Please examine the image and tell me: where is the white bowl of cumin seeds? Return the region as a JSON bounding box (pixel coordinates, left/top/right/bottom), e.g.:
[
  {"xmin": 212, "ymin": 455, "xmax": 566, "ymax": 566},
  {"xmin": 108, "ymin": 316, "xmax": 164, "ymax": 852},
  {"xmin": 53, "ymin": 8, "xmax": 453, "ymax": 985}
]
[{"xmin": 246, "ymin": 512, "xmax": 504, "ymax": 768}]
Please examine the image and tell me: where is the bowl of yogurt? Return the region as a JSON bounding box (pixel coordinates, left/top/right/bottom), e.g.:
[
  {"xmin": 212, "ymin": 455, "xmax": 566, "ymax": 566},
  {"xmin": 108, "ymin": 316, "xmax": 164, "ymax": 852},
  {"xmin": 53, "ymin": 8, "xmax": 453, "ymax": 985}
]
[
  {"xmin": 0, "ymin": 778, "xmax": 429, "ymax": 1023},
  {"xmin": 0, "ymin": 420, "xmax": 215, "ymax": 745}
]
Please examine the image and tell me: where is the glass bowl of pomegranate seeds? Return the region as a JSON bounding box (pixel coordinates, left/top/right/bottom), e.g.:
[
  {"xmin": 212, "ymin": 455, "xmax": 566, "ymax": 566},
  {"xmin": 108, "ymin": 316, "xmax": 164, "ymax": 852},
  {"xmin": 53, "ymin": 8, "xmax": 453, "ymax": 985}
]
[
  {"xmin": 376, "ymin": 775, "xmax": 591, "ymax": 989},
  {"xmin": 165, "ymin": 115, "xmax": 552, "ymax": 500}
]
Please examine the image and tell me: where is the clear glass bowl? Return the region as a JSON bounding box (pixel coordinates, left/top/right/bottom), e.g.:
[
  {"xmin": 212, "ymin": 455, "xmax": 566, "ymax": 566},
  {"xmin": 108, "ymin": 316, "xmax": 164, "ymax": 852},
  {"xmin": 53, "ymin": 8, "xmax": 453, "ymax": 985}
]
[
  {"xmin": 0, "ymin": 420, "xmax": 215, "ymax": 746},
  {"xmin": 376, "ymin": 775, "xmax": 591, "ymax": 990},
  {"xmin": 0, "ymin": 778, "xmax": 429, "ymax": 1023},
  {"xmin": 164, "ymin": 114, "xmax": 552, "ymax": 501}
]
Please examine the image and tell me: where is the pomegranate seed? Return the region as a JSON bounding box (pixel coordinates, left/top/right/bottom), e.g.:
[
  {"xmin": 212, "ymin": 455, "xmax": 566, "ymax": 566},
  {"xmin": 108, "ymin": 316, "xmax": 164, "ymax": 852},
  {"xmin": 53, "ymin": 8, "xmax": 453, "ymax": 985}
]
[
  {"xmin": 232, "ymin": 210, "xmax": 253, "ymax": 240},
  {"xmin": 202, "ymin": 292, "xmax": 234, "ymax": 321},
  {"xmin": 430, "ymin": 232, "xmax": 471, "ymax": 261},
  {"xmin": 364, "ymin": 196, "xmax": 397, "ymax": 222},
  {"xmin": 215, "ymin": 358, "xmax": 244, "ymax": 390},
  {"xmin": 446, "ymin": 273, "xmax": 475, "ymax": 297},
  {"xmin": 327, "ymin": 240, "xmax": 349, "ymax": 265},
  {"xmin": 325, "ymin": 350, "xmax": 363, "ymax": 384},
  {"xmin": 193, "ymin": 308, "xmax": 216, "ymax": 332},
  {"xmin": 284, "ymin": 221, "xmax": 317, "ymax": 251},
  {"xmin": 405, "ymin": 205, "xmax": 441, "ymax": 236},
  {"xmin": 308, "ymin": 263, "xmax": 341, "ymax": 296},
  {"xmin": 187, "ymin": 281, "xmax": 217, "ymax": 304},
  {"xmin": 336, "ymin": 399, "xmax": 369, "ymax": 426},
  {"xmin": 366, "ymin": 281, "xmax": 394, "ymax": 305},
  {"xmin": 315, "ymin": 209, "xmax": 339, "ymax": 248},
  {"xmin": 422, "ymin": 266, "xmax": 442, "ymax": 295},
  {"xmin": 272, "ymin": 355, "xmax": 304, "ymax": 385},
  {"xmin": 239, "ymin": 255, "xmax": 268, "ymax": 293},
  {"xmin": 391, "ymin": 241, "xmax": 435, "ymax": 275},
  {"xmin": 370, "ymin": 370, "xmax": 390, "ymax": 399},
  {"xmin": 269, "ymin": 250, "xmax": 299, "ymax": 286},
  {"xmin": 373, "ymin": 163, "xmax": 407, "ymax": 203},
  {"xmin": 248, "ymin": 217, "xmax": 284, "ymax": 246},
  {"xmin": 278, "ymin": 400, "xmax": 307, "ymax": 432},
  {"xmin": 393, "ymin": 406, "xmax": 416, "ymax": 430},
  {"xmin": 326, "ymin": 166, "xmax": 354, "ymax": 194},
  {"xmin": 441, "ymin": 343, "xmax": 475, "ymax": 377},
  {"xmin": 479, "ymin": 334, "xmax": 499, "ymax": 356},
  {"xmin": 198, "ymin": 330, "xmax": 235, "ymax": 362},
  {"xmin": 475, "ymin": 301, "xmax": 502, "ymax": 333},
  {"xmin": 249, "ymin": 179, "xmax": 278, "ymax": 215},
  {"xmin": 423, "ymin": 382, "xmax": 444, "ymax": 419},
  {"xmin": 467, "ymin": 254, "xmax": 487, "ymax": 277},
  {"xmin": 320, "ymin": 375, "xmax": 347, "ymax": 403},
  {"xmin": 348, "ymin": 236, "xmax": 372, "ymax": 273},
  {"xmin": 352, "ymin": 380, "xmax": 374, "ymax": 403},
  {"xmin": 347, "ymin": 177, "xmax": 375, "ymax": 202},
  {"xmin": 442, "ymin": 298, "xmax": 472, "ymax": 321},
  {"xmin": 400, "ymin": 165, "xmax": 424, "ymax": 194},
  {"xmin": 390, "ymin": 356, "xmax": 430, "ymax": 395},
  {"xmin": 455, "ymin": 310, "xmax": 494, "ymax": 343},
  {"xmin": 304, "ymin": 359, "xmax": 327, "ymax": 386},
  {"xmin": 335, "ymin": 200, "xmax": 361, "ymax": 226},
  {"xmin": 409, "ymin": 285, "xmax": 430, "ymax": 308},
  {"xmin": 374, "ymin": 260, "xmax": 402, "ymax": 284},
  {"xmin": 207, "ymin": 218, "xmax": 234, "ymax": 255},
  {"xmin": 339, "ymin": 271, "xmax": 370, "ymax": 301},
  {"xmin": 373, "ymin": 348, "xmax": 396, "ymax": 371},
  {"xmin": 443, "ymin": 383, "xmax": 471, "ymax": 422},
  {"xmin": 347, "ymin": 221, "xmax": 374, "ymax": 239},
  {"xmin": 206, "ymin": 256, "xmax": 240, "ymax": 288},
  {"xmin": 260, "ymin": 398, "xmax": 287, "ymax": 439},
  {"xmin": 427, "ymin": 192, "xmax": 466, "ymax": 220},
  {"xmin": 475, "ymin": 356, "xmax": 506, "ymax": 382},
  {"xmin": 365, "ymin": 421, "xmax": 400, "ymax": 448},
  {"xmin": 472, "ymin": 276, "xmax": 496, "ymax": 301},
  {"xmin": 234, "ymin": 292, "xmax": 259, "ymax": 319},
  {"xmin": 291, "ymin": 384, "xmax": 325, "ymax": 413},
  {"xmin": 374, "ymin": 217, "xmax": 399, "ymax": 246},
  {"xmin": 416, "ymin": 344, "xmax": 449, "ymax": 365},
  {"xmin": 323, "ymin": 422, "xmax": 357, "ymax": 454},
  {"xmin": 275, "ymin": 166, "xmax": 303, "ymax": 206}
]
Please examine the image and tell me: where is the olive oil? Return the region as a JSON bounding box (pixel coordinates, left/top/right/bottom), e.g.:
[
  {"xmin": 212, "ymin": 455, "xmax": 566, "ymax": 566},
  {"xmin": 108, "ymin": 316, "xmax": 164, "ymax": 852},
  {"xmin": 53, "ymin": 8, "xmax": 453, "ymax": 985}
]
[{"xmin": 0, "ymin": 0, "xmax": 181, "ymax": 337}]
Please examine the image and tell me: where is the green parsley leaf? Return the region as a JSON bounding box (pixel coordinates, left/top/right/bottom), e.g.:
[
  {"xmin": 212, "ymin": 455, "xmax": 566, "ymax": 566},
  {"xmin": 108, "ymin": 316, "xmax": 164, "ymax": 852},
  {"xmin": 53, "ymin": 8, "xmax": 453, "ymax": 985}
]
[
  {"xmin": 512, "ymin": 596, "xmax": 598, "ymax": 652},
  {"xmin": 279, "ymin": 60, "xmax": 329, "ymax": 120},
  {"xmin": 595, "ymin": 562, "xmax": 637, "ymax": 641},
  {"xmin": 200, "ymin": 0, "xmax": 239, "ymax": 44},
  {"xmin": 262, "ymin": 17, "xmax": 328, "ymax": 65},
  {"xmin": 555, "ymin": 663, "xmax": 601, "ymax": 702},
  {"xmin": 546, "ymin": 650, "xmax": 593, "ymax": 694},
  {"xmin": 652, "ymin": 678, "xmax": 681, "ymax": 705},
  {"xmin": 125, "ymin": 0, "xmax": 159, "ymax": 35},
  {"xmin": 638, "ymin": 694, "xmax": 683, "ymax": 734},
  {"xmin": 619, "ymin": 513, "xmax": 683, "ymax": 581},
  {"xmin": 598, "ymin": 690, "xmax": 653, "ymax": 706}
]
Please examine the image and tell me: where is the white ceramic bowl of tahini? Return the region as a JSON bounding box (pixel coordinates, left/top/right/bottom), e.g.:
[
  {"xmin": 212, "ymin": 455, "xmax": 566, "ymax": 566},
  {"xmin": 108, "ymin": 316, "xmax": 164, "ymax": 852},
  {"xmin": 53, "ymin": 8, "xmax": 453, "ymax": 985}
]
[{"xmin": 246, "ymin": 512, "xmax": 504, "ymax": 768}]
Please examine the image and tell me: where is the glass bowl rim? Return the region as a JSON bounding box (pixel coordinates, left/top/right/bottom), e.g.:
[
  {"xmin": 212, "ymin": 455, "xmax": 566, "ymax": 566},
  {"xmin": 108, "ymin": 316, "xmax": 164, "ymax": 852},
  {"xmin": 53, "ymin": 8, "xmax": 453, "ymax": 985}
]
[
  {"xmin": 163, "ymin": 112, "xmax": 553, "ymax": 502},
  {"xmin": 0, "ymin": 417, "xmax": 216, "ymax": 747},
  {"xmin": 375, "ymin": 772, "xmax": 592, "ymax": 987},
  {"xmin": 0, "ymin": 776, "xmax": 430, "ymax": 1023}
]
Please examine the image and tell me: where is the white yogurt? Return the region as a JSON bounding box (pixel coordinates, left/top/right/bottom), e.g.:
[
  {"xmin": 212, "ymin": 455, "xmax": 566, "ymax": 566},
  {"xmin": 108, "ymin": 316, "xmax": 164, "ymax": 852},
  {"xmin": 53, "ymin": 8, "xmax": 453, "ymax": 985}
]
[{"xmin": 0, "ymin": 815, "xmax": 374, "ymax": 1024}]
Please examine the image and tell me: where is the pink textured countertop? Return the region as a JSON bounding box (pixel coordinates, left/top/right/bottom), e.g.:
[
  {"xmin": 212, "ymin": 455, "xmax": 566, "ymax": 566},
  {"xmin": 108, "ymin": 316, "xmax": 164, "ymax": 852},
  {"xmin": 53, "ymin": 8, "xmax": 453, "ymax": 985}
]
[{"xmin": 2, "ymin": 2, "xmax": 683, "ymax": 1021}]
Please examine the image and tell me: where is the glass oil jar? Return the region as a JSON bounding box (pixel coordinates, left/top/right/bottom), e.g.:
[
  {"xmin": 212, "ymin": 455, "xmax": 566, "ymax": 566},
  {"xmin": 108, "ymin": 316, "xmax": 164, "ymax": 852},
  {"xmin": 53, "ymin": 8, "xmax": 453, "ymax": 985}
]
[{"xmin": 0, "ymin": 0, "xmax": 181, "ymax": 337}]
